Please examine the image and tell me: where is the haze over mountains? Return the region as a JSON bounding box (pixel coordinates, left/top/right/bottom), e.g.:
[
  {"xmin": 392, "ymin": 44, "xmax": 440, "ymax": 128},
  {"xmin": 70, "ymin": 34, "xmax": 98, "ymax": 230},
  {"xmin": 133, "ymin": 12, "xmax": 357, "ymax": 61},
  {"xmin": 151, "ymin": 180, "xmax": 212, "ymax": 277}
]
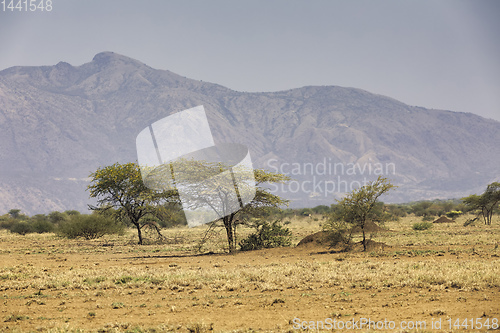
[{"xmin": 1, "ymin": 52, "xmax": 499, "ymax": 214}]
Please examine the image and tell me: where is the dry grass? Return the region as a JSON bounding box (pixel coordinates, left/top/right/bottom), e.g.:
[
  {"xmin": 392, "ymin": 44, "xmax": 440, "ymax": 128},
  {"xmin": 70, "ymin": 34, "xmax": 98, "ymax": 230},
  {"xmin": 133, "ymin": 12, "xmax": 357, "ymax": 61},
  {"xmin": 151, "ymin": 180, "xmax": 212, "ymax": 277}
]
[
  {"xmin": 1, "ymin": 255, "xmax": 499, "ymax": 294},
  {"xmin": 0, "ymin": 214, "xmax": 499, "ymax": 332}
]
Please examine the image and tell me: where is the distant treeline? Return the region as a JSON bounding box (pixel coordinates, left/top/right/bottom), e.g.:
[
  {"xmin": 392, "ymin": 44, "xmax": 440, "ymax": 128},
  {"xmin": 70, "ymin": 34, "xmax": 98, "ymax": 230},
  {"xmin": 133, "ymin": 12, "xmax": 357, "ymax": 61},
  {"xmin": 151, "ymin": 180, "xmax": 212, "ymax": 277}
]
[
  {"xmin": 244, "ymin": 198, "xmax": 475, "ymax": 222},
  {"xmin": 0, "ymin": 198, "xmax": 490, "ymax": 238},
  {"xmin": 0, "ymin": 204, "xmax": 187, "ymax": 238}
]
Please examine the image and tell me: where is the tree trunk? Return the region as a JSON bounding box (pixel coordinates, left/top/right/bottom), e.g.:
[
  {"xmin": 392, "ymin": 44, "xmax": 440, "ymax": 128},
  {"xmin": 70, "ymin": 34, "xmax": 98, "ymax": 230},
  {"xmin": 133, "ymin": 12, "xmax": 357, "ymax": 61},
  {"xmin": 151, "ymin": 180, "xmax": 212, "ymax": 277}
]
[
  {"xmin": 362, "ymin": 228, "xmax": 367, "ymax": 251},
  {"xmin": 135, "ymin": 222, "xmax": 143, "ymax": 245},
  {"xmin": 482, "ymin": 207, "xmax": 488, "ymax": 225},
  {"xmin": 223, "ymin": 216, "xmax": 235, "ymax": 253},
  {"xmin": 225, "ymin": 225, "xmax": 235, "ymax": 252}
]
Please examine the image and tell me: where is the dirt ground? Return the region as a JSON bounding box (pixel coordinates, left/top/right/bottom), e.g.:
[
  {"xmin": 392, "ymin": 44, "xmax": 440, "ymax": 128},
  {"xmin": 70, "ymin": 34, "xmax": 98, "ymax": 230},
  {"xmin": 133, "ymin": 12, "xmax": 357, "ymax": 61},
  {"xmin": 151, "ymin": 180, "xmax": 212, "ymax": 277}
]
[{"xmin": 0, "ymin": 216, "xmax": 499, "ymax": 332}]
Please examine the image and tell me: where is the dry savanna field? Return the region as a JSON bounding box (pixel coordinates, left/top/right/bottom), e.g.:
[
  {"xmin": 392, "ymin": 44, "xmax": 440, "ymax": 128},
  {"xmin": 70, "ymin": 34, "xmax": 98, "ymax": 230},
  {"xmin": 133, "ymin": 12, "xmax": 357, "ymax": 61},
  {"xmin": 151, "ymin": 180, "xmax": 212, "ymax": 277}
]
[{"xmin": 0, "ymin": 214, "xmax": 499, "ymax": 332}]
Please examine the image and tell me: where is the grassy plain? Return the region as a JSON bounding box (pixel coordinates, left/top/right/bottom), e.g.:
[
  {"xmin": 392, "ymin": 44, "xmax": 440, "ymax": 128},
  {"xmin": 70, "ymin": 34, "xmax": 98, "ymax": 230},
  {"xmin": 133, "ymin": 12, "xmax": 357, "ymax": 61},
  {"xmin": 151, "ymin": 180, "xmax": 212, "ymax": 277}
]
[{"xmin": 0, "ymin": 214, "xmax": 499, "ymax": 332}]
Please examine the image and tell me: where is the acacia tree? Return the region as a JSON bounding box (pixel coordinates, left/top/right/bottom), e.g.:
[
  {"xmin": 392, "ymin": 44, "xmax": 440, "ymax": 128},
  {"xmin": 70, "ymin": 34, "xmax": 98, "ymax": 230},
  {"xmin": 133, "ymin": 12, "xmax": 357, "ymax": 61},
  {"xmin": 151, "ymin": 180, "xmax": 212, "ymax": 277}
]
[
  {"xmin": 170, "ymin": 160, "xmax": 290, "ymax": 252},
  {"xmin": 87, "ymin": 162, "xmax": 178, "ymax": 244},
  {"xmin": 8, "ymin": 209, "xmax": 23, "ymax": 219},
  {"xmin": 462, "ymin": 182, "xmax": 500, "ymax": 225},
  {"xmin": 324, "ymin": 176, "xmax": 396, "ymax": 251}
]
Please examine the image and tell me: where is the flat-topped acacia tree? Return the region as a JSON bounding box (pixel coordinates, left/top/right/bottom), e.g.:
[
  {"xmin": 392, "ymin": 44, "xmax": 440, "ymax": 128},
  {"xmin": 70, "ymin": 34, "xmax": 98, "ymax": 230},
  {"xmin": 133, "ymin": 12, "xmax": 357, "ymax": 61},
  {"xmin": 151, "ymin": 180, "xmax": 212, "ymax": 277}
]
[
  {"xmin": 87, "ymin": 162, "xmax": 178, "ymax": 245},
  {"xmin": 462, "ymin": 182, "xmax": 500, "ymax": 225}
]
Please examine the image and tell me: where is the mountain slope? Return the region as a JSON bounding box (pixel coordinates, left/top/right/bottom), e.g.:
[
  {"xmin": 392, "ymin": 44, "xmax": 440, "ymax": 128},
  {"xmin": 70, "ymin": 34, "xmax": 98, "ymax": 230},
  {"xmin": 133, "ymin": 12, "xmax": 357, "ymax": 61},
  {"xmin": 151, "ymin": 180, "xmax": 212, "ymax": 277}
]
[{"xmin": 0, "ymin": 52, "xmax": 499, "ymax": 214}]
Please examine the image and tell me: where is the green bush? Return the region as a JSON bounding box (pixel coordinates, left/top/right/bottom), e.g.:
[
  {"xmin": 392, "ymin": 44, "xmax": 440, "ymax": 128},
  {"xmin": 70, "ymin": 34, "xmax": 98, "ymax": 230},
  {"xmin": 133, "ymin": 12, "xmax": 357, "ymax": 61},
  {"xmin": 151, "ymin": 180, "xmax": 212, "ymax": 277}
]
[
  {"xmin": 48, "ymin": 211, "xmax": 68, "ymax": 224},
  {"xmin": 2, "ymin": 214, "xmax": 54, "ymax": 235},
  {"xmin": 445, "ymin": 210, "xmax": 462, "ymax": 219},
  {"xmin": 0, "ymin": 217, "xmax": 16, "ymax": 230},
  {"xmin": 412, "ymin": 221, "xmax": 433, "ymax": 231},
  {"xmin": 58, "ymin": 214, "xmax": 124, "ymax": 240},
  {"xmin": 10, "ymin": 221, "xmax": 34, "ymax": 235},
  {"xmin": 31, "ymin": 219, "xmax": 55, "ymax": 233},
  {"xmin": 239, "ymin": 220, "xmax": 292, "ymax": 251}
]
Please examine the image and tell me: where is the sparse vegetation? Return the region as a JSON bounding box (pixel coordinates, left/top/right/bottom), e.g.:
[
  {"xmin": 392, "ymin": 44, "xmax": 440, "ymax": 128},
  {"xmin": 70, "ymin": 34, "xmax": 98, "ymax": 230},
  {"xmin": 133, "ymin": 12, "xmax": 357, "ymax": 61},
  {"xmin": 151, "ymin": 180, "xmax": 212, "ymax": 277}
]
[
  {"xmin": 111, "ymin": 302, "xmax": 125, "ymax": 309},
  {"xmin": 4, "ymin": 314, "xmax": 29, "ymax": 322},
  {"xmin": 0, "ymin": 197, "xmax": 499, "ymax": 331},
  {"xmin": 412, "ymin": 221, "xmax": 433, "ymax": 230}
]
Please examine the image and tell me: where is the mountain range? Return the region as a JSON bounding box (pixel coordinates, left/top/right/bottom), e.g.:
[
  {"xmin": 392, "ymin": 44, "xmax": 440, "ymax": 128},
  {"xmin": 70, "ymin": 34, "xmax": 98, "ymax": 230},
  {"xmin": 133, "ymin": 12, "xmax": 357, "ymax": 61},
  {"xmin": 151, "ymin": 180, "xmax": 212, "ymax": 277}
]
[{"xmin": 1, "ymin": 51, "xmax": 499, "ymax": 214}]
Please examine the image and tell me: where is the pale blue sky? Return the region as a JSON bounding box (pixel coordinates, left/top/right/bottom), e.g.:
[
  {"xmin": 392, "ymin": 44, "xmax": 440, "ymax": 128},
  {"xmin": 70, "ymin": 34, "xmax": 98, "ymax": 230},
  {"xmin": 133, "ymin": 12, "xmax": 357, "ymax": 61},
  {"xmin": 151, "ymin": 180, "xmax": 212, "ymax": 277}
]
[{"xmin": 1, "ymin": 0, "xmax": 499, "ymax": 120}]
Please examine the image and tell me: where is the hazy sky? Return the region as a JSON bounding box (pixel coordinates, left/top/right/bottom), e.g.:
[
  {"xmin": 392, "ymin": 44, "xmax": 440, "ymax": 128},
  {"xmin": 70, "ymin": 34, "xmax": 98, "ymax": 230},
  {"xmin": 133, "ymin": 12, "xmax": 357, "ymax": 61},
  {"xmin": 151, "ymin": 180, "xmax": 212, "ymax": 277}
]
[{"xmin": 1, "ymin": 0, "xmax": 499, "ymax": 121}]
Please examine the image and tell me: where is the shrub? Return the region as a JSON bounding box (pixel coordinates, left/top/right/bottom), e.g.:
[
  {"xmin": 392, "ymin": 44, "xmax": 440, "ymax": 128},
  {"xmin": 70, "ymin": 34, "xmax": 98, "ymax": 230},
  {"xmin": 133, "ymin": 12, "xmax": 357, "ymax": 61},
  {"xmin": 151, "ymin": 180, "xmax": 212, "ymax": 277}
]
[
  {"xmin": 445, "ymin": 210, "xmax": 462, "ymax": 219},
  {"xmin": 31, "ymin": 219, "xmax": 55, "ymax": 233},
  {"xmin": 10, "ymin": 221, "xmax": 34, "ymax": 235},
  {"xmin": 239, "ymin": 220, "xmax": 292, "ymax": 251},
  {"xmin": 111, "ymin": 302, "xmax": 125, "ymax": 309},
  {"xmin": 48, "ymin": 211, "xmax": 68, "ymax": 224},
  {"xmin": 58, "ymin": 214, "xmax": 124, "ymax": 240},
  {"xmin": 0, "ymin": 217, "xmax": 16, "ymax": 230},
  {"xmin": 412, "ymin": 221, "xmax": 433, "ymax": 231}
]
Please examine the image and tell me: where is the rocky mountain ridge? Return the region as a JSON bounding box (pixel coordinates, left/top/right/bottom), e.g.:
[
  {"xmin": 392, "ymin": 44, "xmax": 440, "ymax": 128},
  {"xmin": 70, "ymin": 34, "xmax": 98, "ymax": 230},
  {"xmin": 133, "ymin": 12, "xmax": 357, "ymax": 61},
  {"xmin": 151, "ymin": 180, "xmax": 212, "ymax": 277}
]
[{"xmin": 1, "ymin": 52, "xmax": 499, "ymax": 214}]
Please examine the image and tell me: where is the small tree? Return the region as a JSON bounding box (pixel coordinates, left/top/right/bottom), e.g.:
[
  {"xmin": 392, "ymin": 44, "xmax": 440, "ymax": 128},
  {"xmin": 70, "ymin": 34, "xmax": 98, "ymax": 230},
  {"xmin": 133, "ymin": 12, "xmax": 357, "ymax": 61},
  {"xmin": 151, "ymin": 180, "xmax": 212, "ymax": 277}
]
[
  {"xmin": 445, "ymin": 210, "xmax": 462, "ymax": 220},
  {"xmin": 462, "ymin": 182, "xmax": 500, "ymax": 225},
  {"xmin": 8, "ymin": 209, "xmax": 23, "ymax": 219},
  {"xmin": 87, "ymin": 162, "xmax": 178, "ymax": 244},
  {"xmin": 324, "ymin": 176, "xmax": 396, "ymax": 251},
  {"xmin": 170, "ymin": 160, "xmax": 290, "ymax": 252}
]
